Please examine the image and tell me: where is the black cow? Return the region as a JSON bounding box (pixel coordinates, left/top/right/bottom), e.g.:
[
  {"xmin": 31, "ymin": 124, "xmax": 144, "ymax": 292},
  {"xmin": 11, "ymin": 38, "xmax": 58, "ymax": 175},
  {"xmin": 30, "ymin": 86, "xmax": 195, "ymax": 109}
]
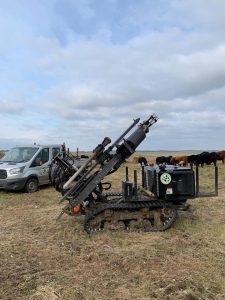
[
  {"xmin": 156, "ymin": 156, "xmax": 172, "ymax": 165},
  {"xmin": 187, "ymin": 155, "xmax": 197, "ymax": 167},
  {"xmin": 188, "ymin": 152, "xmax": 217, "ymax": 167},
  {"xmin": 138, "ymin": 156, "xmax": 148, "ymax": 166},
  {"xmin": 81, "ymin": 154, "xmax": 89, "ymax": 159}
]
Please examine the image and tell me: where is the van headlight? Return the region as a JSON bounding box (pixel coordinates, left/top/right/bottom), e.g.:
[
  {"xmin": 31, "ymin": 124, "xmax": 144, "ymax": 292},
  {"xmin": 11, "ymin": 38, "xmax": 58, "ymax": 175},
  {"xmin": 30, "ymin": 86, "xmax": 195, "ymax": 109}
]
[{"xmin": 9, "ymin": 166, "xmax": 25, "ymax": 175}]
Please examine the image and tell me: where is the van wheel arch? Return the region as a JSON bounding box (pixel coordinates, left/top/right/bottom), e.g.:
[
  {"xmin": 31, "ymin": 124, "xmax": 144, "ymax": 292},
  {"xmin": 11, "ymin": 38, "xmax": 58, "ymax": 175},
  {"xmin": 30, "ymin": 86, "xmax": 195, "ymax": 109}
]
[{"xmin": 25, "ymin": 176, "xmax": 39, "ymax": 193}]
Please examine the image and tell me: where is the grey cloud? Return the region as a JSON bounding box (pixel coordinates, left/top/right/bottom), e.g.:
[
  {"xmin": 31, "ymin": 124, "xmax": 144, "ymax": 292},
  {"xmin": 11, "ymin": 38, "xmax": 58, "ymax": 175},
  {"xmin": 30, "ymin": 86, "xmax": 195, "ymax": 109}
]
[
  {"xmin": 37, "ymin": 34, "xmax": 225, "ymax": 112},
  {"xmin": 171, "ymin": 0, "xmax": 225, "ymax": 32},
  {"xmin": 0, "ymin": 98, "xmax": 24, "ymax": 114},
  {"xmin": 35, "ymin": 35, "xmax": 225, "ymax": 148}
]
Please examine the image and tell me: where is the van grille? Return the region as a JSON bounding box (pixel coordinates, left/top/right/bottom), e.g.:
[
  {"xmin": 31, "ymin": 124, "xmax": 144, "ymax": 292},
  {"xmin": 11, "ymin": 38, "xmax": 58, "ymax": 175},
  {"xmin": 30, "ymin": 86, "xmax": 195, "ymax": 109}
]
[{"xmin": 0, "ymin": 169, "xmax": 7, "ymax": 179}]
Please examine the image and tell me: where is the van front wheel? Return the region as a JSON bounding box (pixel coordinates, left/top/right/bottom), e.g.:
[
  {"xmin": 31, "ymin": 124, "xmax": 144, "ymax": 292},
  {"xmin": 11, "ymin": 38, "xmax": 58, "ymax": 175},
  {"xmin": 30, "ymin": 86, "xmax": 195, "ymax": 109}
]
[{"xmin": 25, "ymin": 178, "xmax": 38, "ymax": 193}]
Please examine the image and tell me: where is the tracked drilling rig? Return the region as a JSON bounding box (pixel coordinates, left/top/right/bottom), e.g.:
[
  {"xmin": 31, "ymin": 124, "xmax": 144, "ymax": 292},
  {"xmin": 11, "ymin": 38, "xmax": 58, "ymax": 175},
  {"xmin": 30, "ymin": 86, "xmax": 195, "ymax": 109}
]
[{"xmin": 50, "ymin": 115, "xmax": 196, "ymax": 233}]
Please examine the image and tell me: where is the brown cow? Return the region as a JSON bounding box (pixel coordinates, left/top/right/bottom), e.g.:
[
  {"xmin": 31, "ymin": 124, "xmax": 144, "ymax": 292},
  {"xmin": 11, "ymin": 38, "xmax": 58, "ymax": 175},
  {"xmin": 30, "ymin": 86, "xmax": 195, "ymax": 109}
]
[
  {"xmin": 148, "ymin": 159, "xmax": 156, "ymax": 166},
  {"xmin": 171, "ymin": 156, "xmax": 188, "ymax": 166},
  {"xmin": 132, "ymin": 156, "xmax": 140, "ymax": 164},
  {"xmin": 216, "ymin": 151, "xmax": 225, "ymax": 164}
]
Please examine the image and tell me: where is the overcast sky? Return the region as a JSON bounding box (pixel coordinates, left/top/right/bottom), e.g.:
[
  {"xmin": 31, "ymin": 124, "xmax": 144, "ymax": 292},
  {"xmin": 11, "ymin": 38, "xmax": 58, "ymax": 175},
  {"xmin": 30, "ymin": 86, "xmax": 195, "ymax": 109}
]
[{"xmin": 1, "ymin": 0, "xmax": 225, "ymax": 151}]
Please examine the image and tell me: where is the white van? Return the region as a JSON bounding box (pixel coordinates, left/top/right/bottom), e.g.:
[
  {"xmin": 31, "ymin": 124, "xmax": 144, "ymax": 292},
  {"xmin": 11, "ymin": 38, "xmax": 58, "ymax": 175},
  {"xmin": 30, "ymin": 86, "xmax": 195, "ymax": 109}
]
[{"xmin": 0, "ymin": 144, "xmax": 62, "ymax": 192}]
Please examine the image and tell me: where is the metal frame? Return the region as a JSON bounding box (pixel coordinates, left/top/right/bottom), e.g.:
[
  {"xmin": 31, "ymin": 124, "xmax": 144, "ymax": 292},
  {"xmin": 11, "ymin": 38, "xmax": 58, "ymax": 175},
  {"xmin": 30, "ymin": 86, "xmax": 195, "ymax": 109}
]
[{"xmin": 195, "ymin": 164, "xmax": 218, "ymax": 197}]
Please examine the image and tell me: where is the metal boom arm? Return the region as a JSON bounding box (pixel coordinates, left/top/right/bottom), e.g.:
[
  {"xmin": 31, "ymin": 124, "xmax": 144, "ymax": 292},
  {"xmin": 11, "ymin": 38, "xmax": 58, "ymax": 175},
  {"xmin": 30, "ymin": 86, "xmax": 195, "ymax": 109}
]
[{"xmin": 57, "ymin": 114, "xmax": 158, "ymax": 208}]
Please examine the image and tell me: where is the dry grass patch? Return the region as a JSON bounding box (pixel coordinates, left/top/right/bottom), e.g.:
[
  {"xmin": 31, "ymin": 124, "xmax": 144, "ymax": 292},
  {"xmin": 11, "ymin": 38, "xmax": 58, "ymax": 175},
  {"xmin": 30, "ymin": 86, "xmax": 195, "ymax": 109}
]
[{"xmin": 1, "ymin": 155, "xmax": 225, "ymax": 299}]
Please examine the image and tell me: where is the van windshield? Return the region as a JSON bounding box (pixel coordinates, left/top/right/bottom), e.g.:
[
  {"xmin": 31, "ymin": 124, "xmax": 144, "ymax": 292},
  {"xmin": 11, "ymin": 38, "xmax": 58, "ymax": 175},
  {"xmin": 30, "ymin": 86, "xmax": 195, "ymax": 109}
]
[{"xmin": 0, "ymin": 147, "xmax": 39, "ymax": 163}]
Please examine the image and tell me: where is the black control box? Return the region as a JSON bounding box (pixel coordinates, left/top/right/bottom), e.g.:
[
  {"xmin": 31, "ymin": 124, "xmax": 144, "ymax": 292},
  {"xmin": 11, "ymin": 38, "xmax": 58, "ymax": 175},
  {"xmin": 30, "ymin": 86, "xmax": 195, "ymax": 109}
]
[{"xmin": 144, "ymin": 165, "xmax": 195, "ymax": 201}]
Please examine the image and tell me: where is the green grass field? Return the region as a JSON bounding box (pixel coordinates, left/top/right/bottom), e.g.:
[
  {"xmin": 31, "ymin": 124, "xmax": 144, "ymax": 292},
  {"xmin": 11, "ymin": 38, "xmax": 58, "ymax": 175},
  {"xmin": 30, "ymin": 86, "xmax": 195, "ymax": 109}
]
[{"xmin": 1, "ymin": 153, "xmax": 225, "ymax": 300}]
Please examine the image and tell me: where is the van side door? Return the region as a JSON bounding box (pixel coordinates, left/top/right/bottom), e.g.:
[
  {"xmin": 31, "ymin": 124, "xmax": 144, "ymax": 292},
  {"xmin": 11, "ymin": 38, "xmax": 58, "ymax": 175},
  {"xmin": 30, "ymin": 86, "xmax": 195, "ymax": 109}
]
[{"xmin": 30, "ymin": 148, "xmax": 50, "ymax": 184}]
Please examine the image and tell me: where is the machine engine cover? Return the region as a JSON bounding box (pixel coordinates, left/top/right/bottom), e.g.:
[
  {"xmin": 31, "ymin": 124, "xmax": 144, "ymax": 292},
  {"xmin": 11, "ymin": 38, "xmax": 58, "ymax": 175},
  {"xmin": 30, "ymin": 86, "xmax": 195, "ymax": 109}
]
[{"xmin": 144, "ymin": 165, "xmax": 195, "ymax": 201}]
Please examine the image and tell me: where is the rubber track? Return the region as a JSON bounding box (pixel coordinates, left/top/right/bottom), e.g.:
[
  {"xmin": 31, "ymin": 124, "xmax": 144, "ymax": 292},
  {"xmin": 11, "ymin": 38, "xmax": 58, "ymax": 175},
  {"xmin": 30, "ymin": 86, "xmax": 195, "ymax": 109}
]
[{"xmin": 84, "ymin": 200, "xmax": 176, "ymax": 233}]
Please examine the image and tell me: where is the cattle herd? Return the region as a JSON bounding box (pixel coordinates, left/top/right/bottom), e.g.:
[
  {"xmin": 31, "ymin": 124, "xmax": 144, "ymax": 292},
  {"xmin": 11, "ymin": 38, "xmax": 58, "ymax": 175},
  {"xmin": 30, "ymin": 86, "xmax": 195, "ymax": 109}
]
[{"xmin": 133, "ymin": 150, "xmax": 225, "ymax": 167}]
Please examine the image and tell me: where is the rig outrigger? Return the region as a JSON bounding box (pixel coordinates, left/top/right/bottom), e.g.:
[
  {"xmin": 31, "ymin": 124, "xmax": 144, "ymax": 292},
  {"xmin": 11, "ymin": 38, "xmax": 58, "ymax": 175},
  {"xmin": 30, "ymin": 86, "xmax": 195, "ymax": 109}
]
[{"xmin": 49, "ymin": 115, "xmax": 197, "ymax": 233}]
